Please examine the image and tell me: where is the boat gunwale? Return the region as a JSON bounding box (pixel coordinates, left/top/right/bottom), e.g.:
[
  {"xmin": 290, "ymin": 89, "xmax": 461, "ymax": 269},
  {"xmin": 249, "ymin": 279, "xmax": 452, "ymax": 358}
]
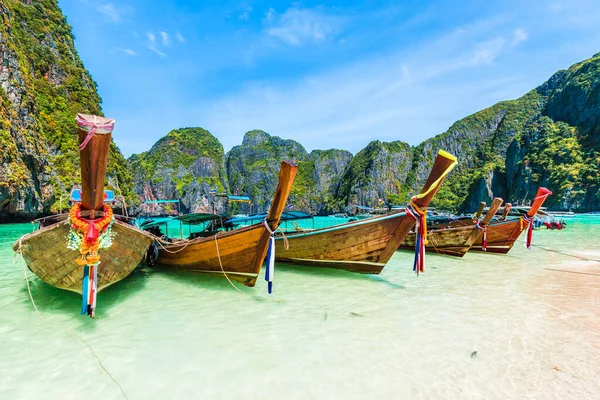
[{"xmin": 275, "ymin": 211, "xmax": 408, "ymax": 240}]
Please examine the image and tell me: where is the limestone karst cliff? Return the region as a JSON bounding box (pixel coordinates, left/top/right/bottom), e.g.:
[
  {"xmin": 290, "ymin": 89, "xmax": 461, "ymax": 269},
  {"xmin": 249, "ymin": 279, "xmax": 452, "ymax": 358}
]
[{"xmin": 0, "ymin": 0, "xmax": 132, "ymax": 221}]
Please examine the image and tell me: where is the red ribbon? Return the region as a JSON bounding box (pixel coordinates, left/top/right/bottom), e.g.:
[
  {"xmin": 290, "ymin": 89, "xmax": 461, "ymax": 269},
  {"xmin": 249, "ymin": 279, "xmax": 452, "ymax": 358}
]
[
  {"xmin": 86, "ymin": 222, "xmax": 99, "ymax": 242},
  {"xmin": 475, "ymin": 220, "xmax": 488, "ymax": 251},
  {"xmin": 523, "ymin": 215, "xmax": 534, "ymax": 249}
]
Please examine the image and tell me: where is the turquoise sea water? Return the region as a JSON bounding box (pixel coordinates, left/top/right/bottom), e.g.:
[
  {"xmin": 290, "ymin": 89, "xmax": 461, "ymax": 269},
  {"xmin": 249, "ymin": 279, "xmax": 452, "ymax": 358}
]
[{"xmin": 1, "ymin": 217, "xmax": 599, "ymax": 399}]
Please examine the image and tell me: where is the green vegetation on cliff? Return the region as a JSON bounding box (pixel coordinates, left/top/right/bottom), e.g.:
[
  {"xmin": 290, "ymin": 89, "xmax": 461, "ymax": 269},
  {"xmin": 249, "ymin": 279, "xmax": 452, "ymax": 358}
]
[
  {"xmin": 130, "ymin": 127, "xmax": 226, "ymax": 195},
  {"xmin": 0, "ymin": 0, "xmax": 133, "ymax": 217}
]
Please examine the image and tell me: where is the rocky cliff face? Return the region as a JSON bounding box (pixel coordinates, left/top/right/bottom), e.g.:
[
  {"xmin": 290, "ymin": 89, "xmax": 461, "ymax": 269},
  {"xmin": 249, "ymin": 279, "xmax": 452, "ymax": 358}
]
[
  {"xmin": 2, "ymin": 1, "xmax": 599, "ymax": 219},
  {"xmin": 129, "ymin": 48, "xmax": 599, "ymax": 215},
  {"xmin": 435, "ymin": 54, "xmax": 600, "ymax": 212},
  {"xmin": 290, "ymin": 149, "xmax": 353, "ymax": 214},
  {"xmin": 336, "ymin": 141, "xmax": 413, "ymax": 210},
  {"xmin": 129, "ymin": 127, "xmax": 228, "ymax": 215},
  {"xmin": 0, "ymin": 0, "xmax": 132, "ymax": 221},
  {"xmin": 226, "ymin": 130, "xmax": 308, "ymax": 212}
]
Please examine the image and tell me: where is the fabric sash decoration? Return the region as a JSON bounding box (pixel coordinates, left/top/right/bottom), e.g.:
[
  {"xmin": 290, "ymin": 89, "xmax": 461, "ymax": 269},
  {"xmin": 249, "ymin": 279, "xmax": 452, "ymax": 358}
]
[
  {"xmin": 262, "ymin": 220, "xmax": 276, "ymax": 294},
  {"xmin": 76, "ymin": 115, "xmax": 115, "ymax": 151},
  {"xmin": 406, "ymin": 201, "xmax": 427, "ymax": 275},
  {"xmin": 475, "ymin": 220, "xmax": 488, "ymax": 251},
  {"xmin": 522, "ymin": 215, "xmax": 534, "ymax": 250},
  {"xmin": 402, "ymin": 150, "xmax": 457, "ymax": 275},
  {"xmin": 80, "ymin": 263, "xmax": 99, "ymax": 318},
  {"xmin": 81, "ymin": 265, "xmax": 89, "ymax": 314}
]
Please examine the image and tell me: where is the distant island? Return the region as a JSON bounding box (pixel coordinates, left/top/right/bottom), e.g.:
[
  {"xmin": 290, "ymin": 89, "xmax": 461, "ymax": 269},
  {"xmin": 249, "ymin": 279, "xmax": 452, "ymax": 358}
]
[{"xmin": 1, "ymin": 0, "xmax": 598, "ymax": 221}]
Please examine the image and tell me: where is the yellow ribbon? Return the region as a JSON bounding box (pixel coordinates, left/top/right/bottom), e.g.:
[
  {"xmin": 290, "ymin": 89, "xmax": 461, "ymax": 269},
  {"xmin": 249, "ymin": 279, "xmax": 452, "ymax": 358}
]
[
  {"xmin": 407, "ymin": 149, "xmax": 457, "ymax": 245},
  {"xmin": 412, "ymin": 150, "xmax": 458, "ymax": 200}
]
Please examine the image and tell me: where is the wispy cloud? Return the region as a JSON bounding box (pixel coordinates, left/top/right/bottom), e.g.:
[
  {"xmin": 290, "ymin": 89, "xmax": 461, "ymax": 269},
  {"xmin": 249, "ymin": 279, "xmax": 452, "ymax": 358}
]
[
  {"xmin": 238, "ymin": 6, "xmax": 253, "ymax": 21},
  {"xmin": 146, "ymin": 32, "xmax": 167, "ymax": 58},
  {"xmin": 512, "ymin": 28, "xmax": 528, "ymax": 45},
  {"xmin": 122, "ymin": 48, "xmax": 137, "ymax": 56},
  {"xmin": 176, "ymin": 32, "xmax": 186, "ymax": 43},
  {"xmin": 472, "ymin": 37, "xmax": 507, "ymax": 64},
  {"xmin": 471, "ymin": 28, "xmax": 528, "ymax": 64},
  {"xmin": 160, "ymin": 31, "xmax": 170, "ymax": 46},
  {"xmin": 97, "ymin": 3, "xmax": 124, "ymax": 24},
  {"xmin": 264, "ymin": 6, "xmax": 345, "ymax": 46},
  {"xmin": 193, "ymin": 19, "xmax": 540, "ymax": 153}
]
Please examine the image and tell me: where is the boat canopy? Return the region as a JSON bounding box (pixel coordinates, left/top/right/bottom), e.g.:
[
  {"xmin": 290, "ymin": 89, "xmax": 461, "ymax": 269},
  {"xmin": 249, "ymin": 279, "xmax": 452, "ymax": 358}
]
[
  {"xmin": 141, "ymin": 213, "xmax": 223, "ymax": 228},
  {"xmin": 229, "ymin": 211, "xmax": 312, "ymax": 224},
  {"xmin": 70, "ymin": 189, "xmax": 115, "ymax": 203},
  {"xmin": 226, "ymin": 195, "xmax": 251, "ymax": 203},
  {"xmin": 355, "ymin": 205, "xmax": 374, "ymax": 211},
  {"xmin": 175, "ymin": 213, "xmax": 224, "ymax": 225},
  {"xmin": 144, "ymin": 199, "xmax": 180, "ymax": 204}
]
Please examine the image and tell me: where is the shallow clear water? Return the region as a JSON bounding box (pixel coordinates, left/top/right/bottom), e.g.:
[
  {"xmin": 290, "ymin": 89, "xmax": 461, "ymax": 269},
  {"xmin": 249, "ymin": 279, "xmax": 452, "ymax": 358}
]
[{"xmin": 1, "ymin": 217, "xmax": 599, "ymax": 399}]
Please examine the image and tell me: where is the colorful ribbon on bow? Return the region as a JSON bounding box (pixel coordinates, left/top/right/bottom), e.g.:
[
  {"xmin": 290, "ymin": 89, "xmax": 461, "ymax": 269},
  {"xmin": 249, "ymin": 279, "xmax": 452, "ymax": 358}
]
[
  {"xmin": 406, "ymin": 201, "xmax": 427, "ymax": 275},
  {"xmin": 76, "ymin": 116, "xmax": 115, "ymax": 150},
  {"xmin": 262, "ymin": 220, "xmax": 276, "ymax": 294},
  {"xmin": 475, "ymin": 220, "xmax": 488, "ymax": 251},
  {"xmin": 522, "ymin": 215, "xmax": 534, "ymax": 250},
  {"xmin": 81, "ymin": 263, "xmax": 99, "ymax": 318}
]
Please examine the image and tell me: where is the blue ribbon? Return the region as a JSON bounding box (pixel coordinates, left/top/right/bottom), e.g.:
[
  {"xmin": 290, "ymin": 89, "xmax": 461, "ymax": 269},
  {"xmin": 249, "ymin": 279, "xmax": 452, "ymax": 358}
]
[
  {"xmin": 81, "ymin": 265, "xmax": 89, "ymax": 315},
  {"xmin": 265, "ymin": 235, "xmax": 274, "ymax": 294},
  {"xmin": 413, "ymin": 230, "xmax": 421, "ymax": 273}
]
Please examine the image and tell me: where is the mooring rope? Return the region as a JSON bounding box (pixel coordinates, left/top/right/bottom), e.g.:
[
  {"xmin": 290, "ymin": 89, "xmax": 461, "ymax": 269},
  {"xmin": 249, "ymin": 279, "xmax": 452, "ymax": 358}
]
[
  {"xmin": 13, "ymin": 241, "xmax": 128, "ymax": 399},
  {"xmin": 530, "ymin": 243, "xmax": 600, "ymax": 263},
  {"xmin": 213, "ymin": 231, "xmax": 247, "ymax": 295},
  {"xmin": 476, "ymin": 221, "xmax": 600, "ymax": 264},
  {"xmin": 543, "ymin": 268, "xmax": 600, "ymax": 277},
  {"xmin": 154, "ymin": 236, "xmax": 191, "ymax": 254}
]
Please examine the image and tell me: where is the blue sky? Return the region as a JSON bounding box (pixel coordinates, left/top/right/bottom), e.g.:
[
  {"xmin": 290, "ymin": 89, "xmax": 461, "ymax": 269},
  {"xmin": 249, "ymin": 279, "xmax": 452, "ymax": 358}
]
[{"xmin": 60, "ymin": 0, "xmax": 600, "ymax": 157}]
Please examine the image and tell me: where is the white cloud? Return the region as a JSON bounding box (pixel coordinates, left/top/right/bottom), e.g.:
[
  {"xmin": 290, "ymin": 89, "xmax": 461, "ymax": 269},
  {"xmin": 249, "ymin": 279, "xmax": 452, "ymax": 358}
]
[
  {"xmin": 176, "ymin": 32, "xmax": 185, "ymax": 43},
  {"xmin": 264, "ymin": 7, "xmax": 344, "ymax": 46},
  {"xmin": 187, "ymin": 16, "xmax": 548, "ymax": 153},
  {"xmin": 122, "ymin": 48, "xmax": 137, "ymax": 56},
  {"xmin": 471, "ymin": 27, "xmax": 528, "ymax": 64},
  {"xmin": 238, "ymin": 6, "xmax": 253, "ymax": 21},
  {"xmin": 160, "ymin": 31, "xmax": 170, "ymax": 46},
  {"xmin": 97, "ymin": 3, "xmax": 123, "ymax": 24},
  {"xmin": 148, "ymin": 47, "xmax": 167, "ymax": 58},
  {"xmin": 146, "ymin": 32, "xmax": 167, "ymax": 58},
  {"xmin": 512, "ymin": 28, "xmax": 528, "ymax": 45},
  {"xmin": 472, "ymin": 37, "xmax": 507, "ymax": 64}
]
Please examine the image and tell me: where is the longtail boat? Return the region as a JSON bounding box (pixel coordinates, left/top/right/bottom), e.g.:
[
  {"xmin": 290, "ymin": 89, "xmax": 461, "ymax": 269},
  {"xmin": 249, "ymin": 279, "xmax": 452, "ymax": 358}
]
[
  {"xmin": 13, "ymin": 114, "xmax": 155, "ymax": 317},
  {"xmin": 469, "ymin": 188, "xmax": 552, "ymax": 253},
  {"xmin": 399, "ymin": 197, "xmax": 504, "ymax": 256},
  {"xmin": 273, "ymin": 150, "xmax": 457, "ymax": 273},
  {"xmin": 155, "ymin": 160, "xmax": 297, "ymax": 288}
]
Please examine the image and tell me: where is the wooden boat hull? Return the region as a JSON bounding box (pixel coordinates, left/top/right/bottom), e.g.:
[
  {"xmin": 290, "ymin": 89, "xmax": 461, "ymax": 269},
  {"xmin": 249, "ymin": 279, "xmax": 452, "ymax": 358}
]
[
  {"xmin": 155, "ymin": 160, "xmax": 298, "ymax": 287},
  {"xmin": 273, "ymin": 149, "xmax": 459, "ymax": 274},
  {"xmin": 13, "ymin": 220, "xmax": 155, "ymax": 294},
  {"xmin": 157, "ymin": 224, "xmax": 269, "ymax": 286},
  {"xmin": 275, "ymin": 212, "xmax": 416, "ymax": 273},
  {"xmin": 470, "ymin": 218, "xmax": 523, "ymax": 254},
  {"xmin": 400, "ymin": 225, "xmax": 480, "ymax": 257}
]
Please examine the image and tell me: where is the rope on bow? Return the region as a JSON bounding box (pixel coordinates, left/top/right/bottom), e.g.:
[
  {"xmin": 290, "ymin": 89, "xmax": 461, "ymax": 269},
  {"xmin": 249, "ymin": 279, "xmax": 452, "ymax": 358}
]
[
  {"xmin": 76, "ymin": 115, "xmax": 115, "ymax": 150},
  {"xmin": 405, "ymin": 201, "xmax": 427, "ymax": 275},
  {"xmin": 261, "ymin": 220, "xmax": 288, "ymax": 294}
]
